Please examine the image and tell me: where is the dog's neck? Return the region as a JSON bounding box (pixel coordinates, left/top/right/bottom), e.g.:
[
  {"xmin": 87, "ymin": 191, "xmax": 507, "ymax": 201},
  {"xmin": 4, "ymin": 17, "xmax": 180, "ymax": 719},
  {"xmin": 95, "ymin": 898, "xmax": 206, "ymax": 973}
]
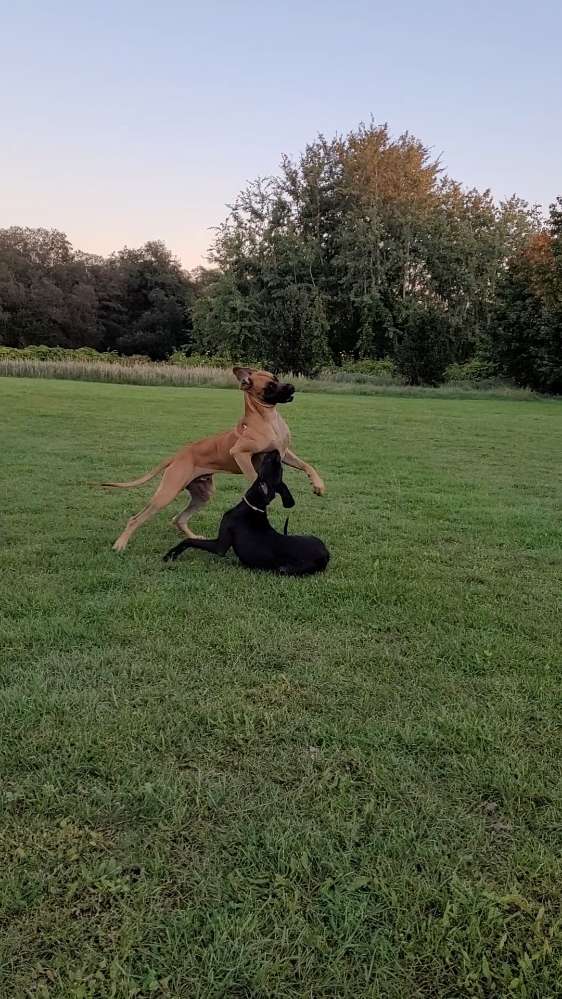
[
  {"xmin": 244, "ymin": 393, "xmax": 276, "ymax": 417},
  {"xmin": 243, "ymin": 495, "xmax": 267, "ymax": 513}
]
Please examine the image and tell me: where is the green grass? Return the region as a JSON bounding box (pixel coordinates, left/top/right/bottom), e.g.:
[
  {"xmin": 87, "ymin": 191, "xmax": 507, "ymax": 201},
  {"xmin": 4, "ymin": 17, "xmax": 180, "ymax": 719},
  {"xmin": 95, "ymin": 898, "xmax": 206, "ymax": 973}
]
[{"xmin": 1, "ymin": 377, "xmax": 562, "ymax": 999}]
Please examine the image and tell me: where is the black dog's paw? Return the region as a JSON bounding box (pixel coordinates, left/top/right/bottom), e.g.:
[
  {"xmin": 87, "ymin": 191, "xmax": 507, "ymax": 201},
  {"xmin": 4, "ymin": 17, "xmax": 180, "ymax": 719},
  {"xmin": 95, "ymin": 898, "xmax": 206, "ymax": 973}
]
[{"xmin": 163, "ymin": 551, "xmax": 178, "ymax": 563}]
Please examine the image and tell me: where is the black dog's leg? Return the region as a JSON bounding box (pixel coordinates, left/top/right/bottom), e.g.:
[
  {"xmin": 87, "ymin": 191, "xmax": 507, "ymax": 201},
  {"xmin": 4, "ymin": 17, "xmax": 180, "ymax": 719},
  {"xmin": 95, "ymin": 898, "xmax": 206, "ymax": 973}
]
[
  {"xmin": 164, "ymin": 522, "xmax": 232, "ymax": 562},
  {"xmin": 277, "ymin": 482, "xmax": 295, "ymax": 509}
]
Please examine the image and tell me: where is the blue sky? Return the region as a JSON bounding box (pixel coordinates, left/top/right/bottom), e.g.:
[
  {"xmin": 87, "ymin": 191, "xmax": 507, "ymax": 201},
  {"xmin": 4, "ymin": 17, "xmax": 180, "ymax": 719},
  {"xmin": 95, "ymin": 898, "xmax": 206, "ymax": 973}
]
[{"xmin": 1, "ymin": 0, "xmax": 560, "ymax": 268}]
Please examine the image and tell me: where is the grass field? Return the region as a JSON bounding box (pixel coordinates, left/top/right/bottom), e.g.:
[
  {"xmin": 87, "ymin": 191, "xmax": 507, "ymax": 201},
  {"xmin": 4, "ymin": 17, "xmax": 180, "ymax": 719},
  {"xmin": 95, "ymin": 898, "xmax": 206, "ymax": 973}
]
[{"xmin": 1, "ymin": 377, "xmax": 562, "ymax": 998}]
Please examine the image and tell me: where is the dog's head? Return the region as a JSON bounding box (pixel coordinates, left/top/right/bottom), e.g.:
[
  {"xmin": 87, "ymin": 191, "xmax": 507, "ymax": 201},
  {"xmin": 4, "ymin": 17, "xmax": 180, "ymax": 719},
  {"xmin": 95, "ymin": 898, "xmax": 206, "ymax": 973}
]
[
  {"xmin": 233, "ymin": 367, "xmax": 295, "ymax": 405},
  {"xmin": 248, "ymin": 450, "xmax": 295, "ymax": 509}
]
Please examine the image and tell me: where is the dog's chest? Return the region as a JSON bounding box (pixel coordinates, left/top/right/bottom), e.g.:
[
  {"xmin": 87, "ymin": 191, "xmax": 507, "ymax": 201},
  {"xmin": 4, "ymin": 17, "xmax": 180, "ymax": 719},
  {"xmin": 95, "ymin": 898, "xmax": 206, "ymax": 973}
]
[{"xmin": 273, "ymin": 413, "xmax": 291, "ymax": 451}]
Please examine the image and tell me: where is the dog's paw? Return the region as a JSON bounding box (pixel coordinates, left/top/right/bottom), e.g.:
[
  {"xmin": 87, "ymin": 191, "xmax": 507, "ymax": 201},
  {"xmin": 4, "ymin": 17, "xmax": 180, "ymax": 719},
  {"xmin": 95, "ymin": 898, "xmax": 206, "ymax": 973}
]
[{"xmin": 312, "ymin": 482, "xmax": 326, "ymax": 496}]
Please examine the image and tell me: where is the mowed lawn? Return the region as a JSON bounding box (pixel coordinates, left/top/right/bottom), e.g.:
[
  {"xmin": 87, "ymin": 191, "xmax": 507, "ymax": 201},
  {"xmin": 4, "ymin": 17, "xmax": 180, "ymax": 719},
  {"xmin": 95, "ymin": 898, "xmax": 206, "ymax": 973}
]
[{"xmin": 1, "ymin": 377, "xmax": 562, "ymax": 999}]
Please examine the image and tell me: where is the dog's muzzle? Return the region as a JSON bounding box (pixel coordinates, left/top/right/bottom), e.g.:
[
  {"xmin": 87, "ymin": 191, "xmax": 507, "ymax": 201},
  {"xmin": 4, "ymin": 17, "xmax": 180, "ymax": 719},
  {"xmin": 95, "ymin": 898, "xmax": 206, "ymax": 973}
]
[{"xmin": 277, "ymin": 383, "xmax": 295, "ymax": 403}]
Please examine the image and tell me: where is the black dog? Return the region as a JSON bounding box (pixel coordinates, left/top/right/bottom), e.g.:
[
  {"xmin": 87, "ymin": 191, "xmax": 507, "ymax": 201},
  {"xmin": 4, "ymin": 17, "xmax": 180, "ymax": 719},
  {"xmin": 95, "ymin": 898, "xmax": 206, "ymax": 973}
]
[{"xmin": 163, "ymin": 451, "xmax": 330, "ymax": 576}]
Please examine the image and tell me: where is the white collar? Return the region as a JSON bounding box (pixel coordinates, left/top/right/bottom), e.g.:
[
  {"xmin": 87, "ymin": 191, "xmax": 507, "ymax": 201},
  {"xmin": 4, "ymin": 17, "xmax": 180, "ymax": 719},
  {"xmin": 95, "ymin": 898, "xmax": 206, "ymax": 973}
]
[{"xmin": 243, "ymin": 495, "xmax": 267, "ymax": 513}]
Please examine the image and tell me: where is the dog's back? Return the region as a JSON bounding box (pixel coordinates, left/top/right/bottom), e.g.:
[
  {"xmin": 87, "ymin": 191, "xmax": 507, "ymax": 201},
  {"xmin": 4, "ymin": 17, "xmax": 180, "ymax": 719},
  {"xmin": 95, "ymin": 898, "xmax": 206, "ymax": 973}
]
[
  {"xmin": 269, "ymin": 527, "xmax": 330, "ymax": 576},
  {"xmin": 223, "ymin": 504, "xmax": 328, "ymax": 576}
]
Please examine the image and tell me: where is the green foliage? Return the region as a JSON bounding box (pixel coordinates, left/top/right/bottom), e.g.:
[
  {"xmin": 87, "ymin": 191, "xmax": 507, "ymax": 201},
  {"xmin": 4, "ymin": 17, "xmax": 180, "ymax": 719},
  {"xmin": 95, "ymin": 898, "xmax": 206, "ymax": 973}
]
[
  {"xmin": 338, "ymin": 356, "xmax": 397, "ymax": 377},
  {"xmin": 192, "ymin": 234, "xmax": 330, "ymax": 375},
  {"xmin": 1, "ymin": 127, "xmax": 560, "ymax": 388},
  {"xmin": 0, "ymin": 344, "xmax": 149, "ymax": 365},
  {"xmin": 490, "ymin": 200, "xmax": 562, "ymax": 394},
  {"xmin": 393, "ymin": 303, "xmax": 455, "ymax": 385},
  {"xmin": 319, "ymin": 356, "xmax": 399, "ymax": 385},
  {"xmin": 0, "ymin": 230, "xmax": 194, "ymax": 360},
  {"xmin": 190, "ymin": 120, "xmax": 545, "ymax": 383},
  {"xmin": 444, "ymin": 356, "xmax": 499, "ymax": 383},
  {"xmin": 168, "ymin": 350, "xmax": 233, "ymax": 368}
]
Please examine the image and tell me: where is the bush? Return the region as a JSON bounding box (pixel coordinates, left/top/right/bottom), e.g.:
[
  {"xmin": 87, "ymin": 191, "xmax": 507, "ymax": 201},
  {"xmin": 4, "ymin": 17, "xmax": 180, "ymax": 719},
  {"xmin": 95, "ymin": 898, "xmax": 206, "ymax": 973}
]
[
  {"xmin": 444, "ymin": 357, "xmax": 498, "ymax": 383},
  {"xmin": 168, "ymin": 351, "xmax": 233, "ymax": 369},
  {"xmin": 339, "ymin": 356, "xmax": 397, "ymax": 377},
  {"xmin": 318, "ymin": 357, "xmax": 399, "ymax": 385},
  {"xmin": 0, "ymin": 345, "xmax": 150, "ymax": 365}
]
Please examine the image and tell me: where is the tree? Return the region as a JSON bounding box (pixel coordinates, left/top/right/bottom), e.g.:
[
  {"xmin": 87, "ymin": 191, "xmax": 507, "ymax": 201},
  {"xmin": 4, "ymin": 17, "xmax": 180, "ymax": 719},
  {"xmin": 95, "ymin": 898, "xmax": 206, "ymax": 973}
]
[
  {"xmin": 0, "ymin": 230, "xmax": 195, "ymax": 359},
  {"xmin": 194, "ymin": 120, "xmax": 540, "ymax": 379},
  {"xmin": 107, "ymin": 241, "xmax": 193, "ymax": 359},
  {"xmin": 2, "ymin": 124, "xmax": 558, "ymax": 389},
  {"xmin": 393, "ymin": 301, "xmax": 454, "ymax": 385},
  {"xmin": 0, "ymin": 227, "xmax": 99, "ymax": 348},
  {"xmin": 491, "ymin": 202, "xmax": 562, "ymax": 393}
]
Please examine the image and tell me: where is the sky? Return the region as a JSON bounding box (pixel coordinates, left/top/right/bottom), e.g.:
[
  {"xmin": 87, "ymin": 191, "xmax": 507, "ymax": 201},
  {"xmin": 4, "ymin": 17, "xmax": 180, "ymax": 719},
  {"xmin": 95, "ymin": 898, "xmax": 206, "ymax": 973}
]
[{"xmin": 1, "ymin": 0, "xmax": 561, "ymax": 270}]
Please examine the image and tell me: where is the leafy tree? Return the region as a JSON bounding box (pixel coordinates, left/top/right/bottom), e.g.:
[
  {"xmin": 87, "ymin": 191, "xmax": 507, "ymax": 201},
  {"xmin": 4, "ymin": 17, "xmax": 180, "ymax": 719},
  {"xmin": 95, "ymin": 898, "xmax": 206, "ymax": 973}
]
[
  {"xmin": 106, "ymin": 241, "xmax": 193, "ymax": 359},
  {"xmin": 0, "ymin": 227, "xmax": 98, "ymax": 348},
  {"xmin": 194, "ymin": 120, "xmax": 542, "ymax": 379},
  {"xmin": 492, "ymin": 207, "xmax": 562, "ymax": 393},
  {"xmin": 393, "ymin": 302, "xmax": 454, "ymax": 385},
  {"xmin": 1, "ymin": 125, "xmax": 558, "ymax": 389},
  {"xmin": 0, "ymin": 231, "xmax": 194, "ymax": 360}
]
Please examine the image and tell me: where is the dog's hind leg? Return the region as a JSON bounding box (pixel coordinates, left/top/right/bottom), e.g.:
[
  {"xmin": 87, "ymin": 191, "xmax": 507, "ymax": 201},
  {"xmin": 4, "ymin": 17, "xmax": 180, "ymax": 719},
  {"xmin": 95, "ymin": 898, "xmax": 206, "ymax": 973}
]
[
  {"xmin": 164, "ymin": 521, "xmax": 232, "ymax": 563},
  {"xmin": 172, "ymin": 474, "xmax": 215, "ymax": 540},
  {"xmin": 112, "ymin": 462, "xmax": 196, "ymax": 552}
]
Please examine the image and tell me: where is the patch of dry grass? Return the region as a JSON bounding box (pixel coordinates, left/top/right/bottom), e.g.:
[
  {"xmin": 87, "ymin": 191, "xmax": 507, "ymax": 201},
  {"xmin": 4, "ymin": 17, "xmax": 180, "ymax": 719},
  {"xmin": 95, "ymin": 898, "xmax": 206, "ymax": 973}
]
[{"xmin": 0, "ymin": 357, "xmax": 541, "ymax": 400}]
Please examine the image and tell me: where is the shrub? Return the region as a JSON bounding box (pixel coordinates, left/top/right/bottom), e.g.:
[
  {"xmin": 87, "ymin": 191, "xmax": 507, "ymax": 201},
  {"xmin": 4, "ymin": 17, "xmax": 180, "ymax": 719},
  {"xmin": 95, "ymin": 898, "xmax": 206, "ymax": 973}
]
[
  {"xmin": 319, "ymin": 357, "xmax": 399, "ymax": 385},
  {"xmin": 0, "ymin": 345, "xmax": 151, "ymax": 365},
  {"xmin": 338, "ymin": 356, "xmax": 397, "ymax": 377},
  {"xmin": 444, "ymin": 357, "xmax": 498, "ymax": 383},
  {"xmin": 168, "ymin": 351, "xmax": 233, "ymax": 369}
]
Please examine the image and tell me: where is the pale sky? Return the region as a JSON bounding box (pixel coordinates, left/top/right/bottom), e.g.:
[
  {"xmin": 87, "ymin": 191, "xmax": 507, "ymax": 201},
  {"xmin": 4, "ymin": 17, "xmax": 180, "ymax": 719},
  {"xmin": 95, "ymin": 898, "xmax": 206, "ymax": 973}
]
[{"xmin": 1, "ymin": 0, "xmax": 561, "ymax": 270}]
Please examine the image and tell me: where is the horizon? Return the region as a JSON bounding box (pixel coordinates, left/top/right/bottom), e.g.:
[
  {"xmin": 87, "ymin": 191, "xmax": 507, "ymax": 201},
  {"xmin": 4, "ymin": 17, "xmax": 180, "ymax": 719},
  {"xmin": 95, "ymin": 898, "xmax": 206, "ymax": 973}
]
[{"xmin": 1, "ymin": 0, "xmax": 561, "ymax": 270}]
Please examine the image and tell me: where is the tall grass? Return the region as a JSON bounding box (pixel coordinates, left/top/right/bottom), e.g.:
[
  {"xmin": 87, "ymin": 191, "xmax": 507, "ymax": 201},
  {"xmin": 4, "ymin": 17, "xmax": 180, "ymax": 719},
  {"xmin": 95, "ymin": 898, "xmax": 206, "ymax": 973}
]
[
  {"xmin": 0, "ymin": 356, "xmax": 544, "ymax": 400},
  {"xmin": 0, "ymin": 357, "xmax": 236, "ymax": 388}
]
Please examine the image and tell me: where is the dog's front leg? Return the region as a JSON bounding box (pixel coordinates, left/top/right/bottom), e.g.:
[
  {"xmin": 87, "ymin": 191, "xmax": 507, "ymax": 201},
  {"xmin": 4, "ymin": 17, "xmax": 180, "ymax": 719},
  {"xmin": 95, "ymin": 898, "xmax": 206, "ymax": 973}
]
[
  {"xmin": 230, "ymin": 444, "xmax": 258, "ymax": 483},
  {"xmin": 282, "ymin": 449, "xmax": 326, "ymax": 496}
]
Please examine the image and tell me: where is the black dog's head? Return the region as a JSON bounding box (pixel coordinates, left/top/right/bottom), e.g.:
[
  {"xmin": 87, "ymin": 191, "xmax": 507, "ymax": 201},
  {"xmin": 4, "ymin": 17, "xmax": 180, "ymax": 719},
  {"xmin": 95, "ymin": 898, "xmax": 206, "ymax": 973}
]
[{"xmin": 247, "ymin": 450, "xmax": 295, "ymax": 509}]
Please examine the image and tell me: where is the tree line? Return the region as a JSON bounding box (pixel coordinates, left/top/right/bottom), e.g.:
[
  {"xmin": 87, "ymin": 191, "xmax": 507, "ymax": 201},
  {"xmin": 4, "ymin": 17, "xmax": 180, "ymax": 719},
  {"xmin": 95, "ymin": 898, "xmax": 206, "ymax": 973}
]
[{"xmin": 1, "ymin": 122, "xmax": 561, "ymax": 391}]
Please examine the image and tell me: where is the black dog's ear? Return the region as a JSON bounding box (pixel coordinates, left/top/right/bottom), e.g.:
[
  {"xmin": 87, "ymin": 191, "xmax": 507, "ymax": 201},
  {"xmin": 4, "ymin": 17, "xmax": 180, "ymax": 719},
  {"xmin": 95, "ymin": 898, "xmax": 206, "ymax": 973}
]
[{"xmin": 278, "ymin": 482, "xmax": 295, "ymax": 508}]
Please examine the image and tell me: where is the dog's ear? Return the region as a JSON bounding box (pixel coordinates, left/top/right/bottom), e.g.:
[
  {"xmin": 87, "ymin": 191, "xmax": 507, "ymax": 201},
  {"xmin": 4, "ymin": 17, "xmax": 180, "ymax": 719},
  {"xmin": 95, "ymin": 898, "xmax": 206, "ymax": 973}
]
[
  {"xmin": 278, "ymin": 482, "xmax": 296, "ymax": 509},
  {"xmin": 233, "ymin": 367, "xmax": 253, "ymax": 390}
]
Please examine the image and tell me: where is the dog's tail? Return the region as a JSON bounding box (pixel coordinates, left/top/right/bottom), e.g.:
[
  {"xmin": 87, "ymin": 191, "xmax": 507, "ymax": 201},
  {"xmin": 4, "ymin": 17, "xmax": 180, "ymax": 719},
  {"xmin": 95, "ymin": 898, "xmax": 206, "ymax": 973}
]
[
  {"xmin": 101, "ymin": 457, "xmax": 171, "ymax": 489},
  {"xmin": 283, "ymin": 517, "xmax": 290, "ymax": 535}
]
